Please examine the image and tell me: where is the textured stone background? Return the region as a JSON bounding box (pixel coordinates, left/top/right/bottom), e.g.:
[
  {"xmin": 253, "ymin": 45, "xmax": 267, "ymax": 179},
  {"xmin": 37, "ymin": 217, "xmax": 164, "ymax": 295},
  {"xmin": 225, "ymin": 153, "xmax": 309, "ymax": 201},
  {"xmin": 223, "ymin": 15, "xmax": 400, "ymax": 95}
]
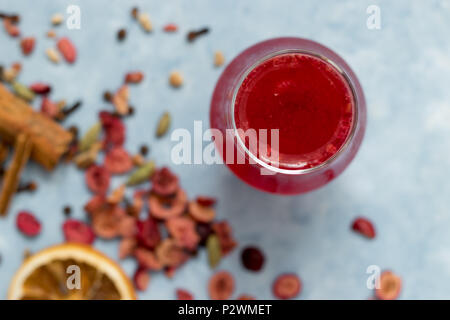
[{"xmin": 0, "ymin": 0, "xmax": 449, "ymax": 299}]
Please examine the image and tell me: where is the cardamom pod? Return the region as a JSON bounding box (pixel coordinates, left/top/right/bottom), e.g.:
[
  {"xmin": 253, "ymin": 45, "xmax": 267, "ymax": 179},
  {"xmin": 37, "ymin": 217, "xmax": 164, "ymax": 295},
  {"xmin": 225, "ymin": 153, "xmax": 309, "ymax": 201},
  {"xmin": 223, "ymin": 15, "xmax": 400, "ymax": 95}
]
[
  {"xmin": 79, "ymin": 122, "xmax": 101, "ymax": 152},
  {"xmin": 206, "ymin": 234, "xmax": 221, "ymax": 269},
  {"xmin": 126, "ymin": 160, "xmax": 155, "ymax": 186},
  {"xmin": 12, "ymin": 81, "xmax": 35, "ymax": 102},
  {"xmin": 156, "ymin": 112, "xmax": 171, "ymax": 137}
]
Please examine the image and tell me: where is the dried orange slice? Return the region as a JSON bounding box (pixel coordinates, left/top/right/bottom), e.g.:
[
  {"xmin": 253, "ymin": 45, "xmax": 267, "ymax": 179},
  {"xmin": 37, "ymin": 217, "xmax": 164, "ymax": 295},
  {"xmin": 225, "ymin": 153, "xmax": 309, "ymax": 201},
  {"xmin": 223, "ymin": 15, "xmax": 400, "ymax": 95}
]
[{"xmin": 8, "ymin": 243, "xmax": 136, "ymax": 300}]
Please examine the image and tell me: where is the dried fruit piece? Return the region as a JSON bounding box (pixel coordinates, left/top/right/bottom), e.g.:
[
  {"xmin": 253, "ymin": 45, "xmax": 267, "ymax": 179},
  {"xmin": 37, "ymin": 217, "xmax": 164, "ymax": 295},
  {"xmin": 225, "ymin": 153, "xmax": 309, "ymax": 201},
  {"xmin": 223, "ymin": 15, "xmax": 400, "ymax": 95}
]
[
  {"xmin": 241, "ymin": 246, "xmax": 265, "ymax": 272},
  {"xmin": 132, "ymin": 154, "xmax": 145, "ymax": 167},
  {"xmin": 169, "ymin": 71, "xmax": 183, "ymax": 88},
  {"xmin": 137, "ymin": 13, "xmax": 152, "ymax": 32},
  {"xmin": 118, "ymin": 237, "xmax": 137, "ymax": 259},
  {"xmin": 189, "ymin": 201, "xmax": 215, "ymax": 223},
  {"xmin": 273, "ymin": 274, "xmax": 301, "ymax": 299},
  {"xmin": 166, "ymin": 217, "xmax": 200, "ymax": 251},
  {"xmin": 149, "ymin": 189, "xmax": 187, "ymax": 220},
  {"xmin": 107, "ymin": 184, "xmax": 126, "ymax": 204},
  {"xmin": 57, "ymin": 37, "xmax": 77, "ymax": 63},
  {"xmin": 118, "ymin": 215, "xmax": 136, "ymax": 238},
  {"xmin": 152, "ymin": 167, "xmax": 179, "ymax": 196},
  {"xmin": 84, "ymin": 194, "xmax": 106, "ymax": 215},
  {"xmin": 16, "ymin": 211, "xmax": 41, "ymax": 237},
  {"xmin": 62, "ymin": 219, "xmax": 95, "ymax": 245},
  {"xmin": 12, "ymin": 81, "xmax": 35, "ymax": 102},
  {"xmin": 214, "ymin": 51, "xmax": 225, "ymax": 67},
  {"xmin": 135, "ymin": 247, "xmax": 163, "ymax": 271},
  {"xmin": 112, "ymin": 85, "xmax": 129, "ymax": 116},
  {"xmin": 51, "ymin": 13, "xmax": 64, "ymax": 25},
  {"xmin": 126, "ymin": 161, "xmax": 155, "ymax": 186},
  {"xmin": 30, "ymin": 82, "xmax": 51, "ymax": 95},
  {"xmin": 206, "ymin": 234, "xmax": 221, "ymax": 269},
  {"xmin": 20, "ymin": 37, "xmax": 35, "ymax": 56},
  {"xmin": 74, "ymin": 142, "xmax": 102, "ymax": 169},
  {"xmin": 91, "ymin": 205, "xmax": 123, "ymax": 239},
  {"xmin": 163, "ymin": 23, "xmax": 178, "ymax": 32},
  {"xmin": 125, "ymin": 71, "xmax": 144, "ymax": 84},
  {"xmin": 40, "ymin": 96, "xmax": 59, "ymax": 118},
  {"xmin": 237, "ymin": 294, "xmax": 255, "ymax": 300},
  {"xmin": 351, "ymin": 217, "xmax": 376, "ymax": 239},
  {"xmin": 99, "ymin": 111, "xmax": 125, "ymax": 147},
  {"xmin": 156, "ymin": 239, "xmax": 189, "ymax": 268},
  {"xmin": 136, "ymin": 218, "xmax": 161, "ymax": 250},
  {"xmin": 133, "ymin": 267, "xmax": 150, "ymax": 291},
  {"xmin": 79, "ymin": 122, "xmax": 101, "ymax": 152},
  {"xmin": 156, "ymin": 112, "xmax": 171, "ymax": 137},
  {"xmin": 208, "ymin": 271, "xmax": 234, "ymax": 300},
  {"xmin": 375, "ymin": 271, "xmax": 401, "ymax": 300},
  {"xmin": 46, "ymin": 30, "xmax": 56, "ymax": 38},
  {"xmin": 104, "ymin": 147, "xmax": 133, "ymax": 174},
  {"xmin": 3, "ymin": 18, "xmax": 20, "ymax": 37},
  {"xmin": 46, "ymin": 48, "xmax": 60, "ymax": 63},
  {"xmin": 85, "ymin": 165, "xmax": 110, "ymax": 194},
  {"xmin": 196, "ymin": 196, "xmax": 217, "ymax": 207},
  {"xmin": 212, "ymin": 221, "xmax": 237, "ymax": 256},
  {"xmin": 197, "ymin": 223, "xmax": 213, "ymax": 246},
  {"xmin": 187, "ymin": 27, "xmax": 209, "ymax": 42},
  {"xmin": 176, "ymin": 289, "xmax": 193, "ymax": 300}
]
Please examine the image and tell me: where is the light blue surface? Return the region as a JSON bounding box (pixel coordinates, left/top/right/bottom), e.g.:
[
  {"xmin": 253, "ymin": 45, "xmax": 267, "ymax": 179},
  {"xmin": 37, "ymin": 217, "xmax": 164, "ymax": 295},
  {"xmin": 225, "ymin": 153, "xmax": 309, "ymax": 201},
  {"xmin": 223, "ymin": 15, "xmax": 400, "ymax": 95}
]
[{"xmin": 0, "ymin": 0, "xmax": 449, "ymax": 299}]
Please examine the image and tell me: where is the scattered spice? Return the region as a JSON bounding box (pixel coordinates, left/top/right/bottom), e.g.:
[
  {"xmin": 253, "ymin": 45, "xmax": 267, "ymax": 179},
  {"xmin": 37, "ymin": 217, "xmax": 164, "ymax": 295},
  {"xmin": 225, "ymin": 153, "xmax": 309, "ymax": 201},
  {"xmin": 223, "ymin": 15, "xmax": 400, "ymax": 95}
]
[
  {"xmin": 20, "ymin": 37, "xmax": 35, "ymax": 56},
  {"xmin": 126, "ymin": 160, "xmax": 155, "ymax": 186},
  {"xmin": 0, "ymin": 12, "xmax": 20, "ymax": 23},
  {"xmin": 12, "ymin": 81, "xmax": 35, "ymax": 102},
  {"xmin": 131, "ymin": 7, "xmax": 139, "ymax": 20},
  {"xmin": 51, "ymin": 13, "xmax": 64, "ymax": 26},
  {"xmin": 169, "ymin": 71, "xmax": 183, "ymax": 88},
  {"xmin": 351, "ymin": 217, "xmax": 376, "ymax": 239},
  {"xmin": 61, "ymin": 100, "xmax": 82, "ymax": 118},
  {"xmin": 117, "ymin": 28, "xmax": 127, "ymax": 41},
  {"xmin": 16, "ymin": 181, "xmax": 37, "ymax": 193},
  {"xmin": 156, "ymin": 111, "xmax": 171, "ymax": 137},
  {"xmin": 63, "ymin": 205, "xmax": 72, "ymax": 217},
  {"xmin": 163, "ymin": 23, "xmax": 178, "ymax": 32},
  {"xmin": 46, "ymin": 47, "xmax": 60, "ymax": 63},
  {"xmin": 112, "ymin": 85, "xmax": 130, "ymax": 116},
  {"xmin": 241, "ymin": 246, "xmax": 265, "ymax": 272},
  {"xmin": 375, "ymin": 271, "xmax": 401, "ymax": 300},
  {"xmin": 139, "ymin": 144, "xmax": 149, "ymax": 156},
  {"xmin": 214, "ymin": 51, "xmax": 225, "ymax": 67},
  {"xmin": 206, "ymin": 234, "xmax": 221, "ymax": 268},
  {"xmin": 273, "ymin": 274, "xmax": 302, "ymax": 299},
  {"xmin": 16, "ymin": 211, "xmax": 41, "ymax": 237},
  {"xmin": 103, "ymin": 90, "xmax": 113, "ymax": 102},
  {"xmin": 137, "ymin": 13, "xmax": 152, "ymax": 32},
  {"xmin": 46, "ymin": 30, "xmax": 56, "ymax": 38},
  {"xmin": 187, "ymin": 27, "xmax": 209, "ymax": 42},
  {"xmin": 125, "ymin": 71, "xmax": 144, "ymax": 84}
]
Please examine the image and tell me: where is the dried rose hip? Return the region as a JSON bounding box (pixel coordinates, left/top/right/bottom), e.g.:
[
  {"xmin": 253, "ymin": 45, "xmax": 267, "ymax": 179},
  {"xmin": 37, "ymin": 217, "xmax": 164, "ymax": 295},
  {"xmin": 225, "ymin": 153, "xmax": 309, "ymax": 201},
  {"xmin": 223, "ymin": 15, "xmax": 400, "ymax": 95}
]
[
  {"xmin": 118, "ymin": 237, "xmax": 136, "ymax": 259},
  {"xmin": 375, "ymin": 271, "xmax": 401, "ymax": 300},
  {"xmin": 20, "ymin": 37, "xmax": 35, "ymax": 56},
  {"xmin": 151, "ymin": 167, "xmax": 179, "ymax": 196},
  {"xmin": 166, "ymin": 217, "xmax": 200, "ymax": 251},
  {"xmin": 196, "ymin": 196, "xmax": 216, "ymax": 207},
  {"xmin": 3, "ymin": 18, "xmax": 20, "ymax": 37},
  {"xmin": 85, "ymin": 165, "xmax": 110, "ymax": 194},
  {"xmin": 273, "ymin": 273, "xmax": 302, "ymax": 299},
  {"xmin": 133, "ymin": 267, "xmax": 150, "ymax": 291},
  {"xmin": 40, "ymin": 97, "xmax": 59, "ymax": 118},
  {"xmin": 241, "ymin": 246, "xmax": 265, "ymax": 272},
  {"xmin": 156, "ymin": 239, "xmax": 189, "ymax": 268},
  {"xmin": 99, "ymin": 111, "xmax": 125, "ymax": 147},
  {"xmin": 149, "ymin": 189, "xmax": 187, "ymax": 220},
  {"xmin": 57, "ymin": 37, "xmax": 77, "ymax": 63},
  {"xmin": 212, "ymin": 221, "xmax": 237, "ymax": 256},
  {"xmin": 189, "ymin": 200, "xmax": 215, "ymax": 223},
  {"xmin": 30, "ymin": 82, "xmax": 51, "ymax": 95},
  {"xmin": 62, "ymin": 219, "xmax": 95, "ymax": 245},
  {"xmin": 118, "ymin": 215, "xmax": 137, "ymax": 238},
  {"xmin": 351, "ymin": 217, "xmax": 376, "ymax": 239},
  {"xmin": 134, "ymin": 247, "xmax": 163, "ymax": 271},
  {"xmin": 104, "ymin": 146, "xmax": 133, "ymax": 174},
  {"xmin": 84, "ymin": 194, "xmax": 106, "ymax": 215},
  {"xmin": 91, "ymin": 205, "xmax": 123, "ymax": 239},
  {"xmin": 196, "ymin": 223, "xmax": 213, "ymax": 246},
  {"xmin": 237, "ymin": 294, "xmax": 255, "ymax": 300},
  {"xmin": 163, "ymin": 23, "xmax": 178, "ymax": 32},
  {"xmin": 16, "ymin": 211, "xmax": 41, "ymax": 237},
  {"xmin": 208, "ymin": 271, "xmax": 235, "ymax": 300},
  {"xmin": 136, "ymin": 218, "xmax": 161, "ymax": 249},
  {"xmin": 125, "ymin": 71, "xmax": 144, "ymax": 84},
  {"xmin": 176, "ymin": 289, "xmax": 193, "ymax": 300}
]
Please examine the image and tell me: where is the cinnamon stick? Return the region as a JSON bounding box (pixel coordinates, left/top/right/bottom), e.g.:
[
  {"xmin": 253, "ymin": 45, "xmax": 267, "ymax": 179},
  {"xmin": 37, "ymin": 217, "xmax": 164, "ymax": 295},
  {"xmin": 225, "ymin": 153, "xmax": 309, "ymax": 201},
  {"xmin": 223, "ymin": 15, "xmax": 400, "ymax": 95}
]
[{"xmin": 0, "ymin": 133, "xmax": 32, "ymax": 215}]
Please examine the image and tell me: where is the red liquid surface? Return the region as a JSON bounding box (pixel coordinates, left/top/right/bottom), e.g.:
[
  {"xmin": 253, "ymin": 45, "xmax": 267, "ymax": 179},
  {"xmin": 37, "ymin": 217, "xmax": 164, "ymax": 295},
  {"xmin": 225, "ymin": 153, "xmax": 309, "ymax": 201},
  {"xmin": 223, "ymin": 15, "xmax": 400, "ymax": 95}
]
[{"xmin": 234, "ymin": 53, "xmax": 354, "ymax": 170}]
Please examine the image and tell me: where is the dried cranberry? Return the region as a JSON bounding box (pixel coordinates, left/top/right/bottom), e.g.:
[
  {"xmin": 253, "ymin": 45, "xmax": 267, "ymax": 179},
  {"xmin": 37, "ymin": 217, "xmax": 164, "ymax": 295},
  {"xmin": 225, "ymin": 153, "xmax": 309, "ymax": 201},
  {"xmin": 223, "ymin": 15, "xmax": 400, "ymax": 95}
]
[
  {"xmin": 151, "ymin": 167, "xmax": 179, "ymax": 196},
  {"xmin": 16, "ymin": 211, "xmax": 41, "ymax": 237},
  {"xmin": 133, "ymin": 267, "xmax": 150, "ymax": 291},
  {"xmin": 241, "ymin": 246, "xmax": 265, "ymax": 272},
  {"xmin": 30, "ymin": 82, "xmax": 51, "ymax": 95},
  {"xmin": 136, "ymin": 218, "xmax": 161, "ymax": 250},
  {"xmin": 375, "ymin": 271, "xmax": 401, "ymax": 300},
  {"xmin": 176, "ymin": 289, "xmax": 193, "ymax": 300},
  {"xmin": 85, "ymin": 165, "xmax": 110, "ymax": 194},
  {"xmin": 208, "ymin": 271, "xmax": 235, "ymax": 300},
  {"xmin": 57, "ymin": 37, "xmax": 77, "ymax": 63},
  {"xmin": 62, "ymin": 219, "xmax": 95, "ymax": 245},
  {"xmin": 273, "ymin": 274, "xmax": 301, "ymax": 299},
  {"xmin": 196, "ymin": 196, "xmax": 216, "ymax": 207},
  {"xmin": 351, "ymin": 217, "xmax": 376, "ymax": 239},
  {"xmin": 20, "ymin": 37, "xmax": 35, "ymax": 56},
  {"xmin": 104, "ymin": 146, "xmax": 133, "ymax": 174}
]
